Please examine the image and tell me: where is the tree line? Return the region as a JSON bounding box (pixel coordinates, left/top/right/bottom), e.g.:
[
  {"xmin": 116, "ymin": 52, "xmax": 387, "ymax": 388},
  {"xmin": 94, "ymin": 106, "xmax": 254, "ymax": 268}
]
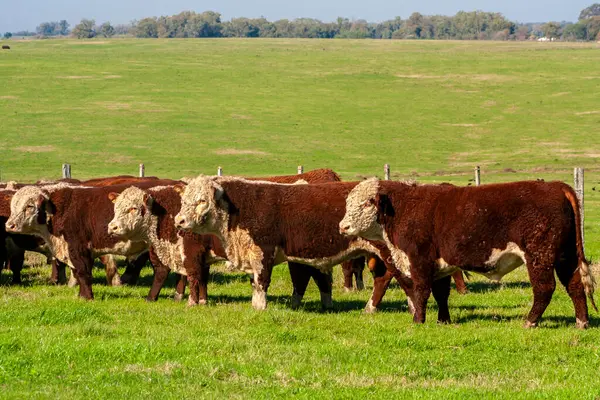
[{"xmin": 4, "ymin": 4, "xmax": 600, "ymax": 41}]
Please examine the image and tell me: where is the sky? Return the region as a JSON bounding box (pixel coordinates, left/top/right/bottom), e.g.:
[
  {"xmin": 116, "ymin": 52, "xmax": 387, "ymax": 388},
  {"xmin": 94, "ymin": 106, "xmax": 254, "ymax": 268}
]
[{"xmin": 0, "ymin": 0, "xmax": 593, "ymax": 32}]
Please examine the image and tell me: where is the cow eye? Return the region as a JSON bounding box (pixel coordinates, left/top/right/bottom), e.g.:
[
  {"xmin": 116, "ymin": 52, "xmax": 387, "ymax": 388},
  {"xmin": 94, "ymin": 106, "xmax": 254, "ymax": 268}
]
[
  {"xmin": 129, "ymin": 207, "xmax": 138, "ymax": 213},
  {"xmin": 198, "ymin": 199, "xmax": 206, "ymax": 204},
  {"xmin": 26, "ymin": 204, "xmax": 35, "ymax": 209}
]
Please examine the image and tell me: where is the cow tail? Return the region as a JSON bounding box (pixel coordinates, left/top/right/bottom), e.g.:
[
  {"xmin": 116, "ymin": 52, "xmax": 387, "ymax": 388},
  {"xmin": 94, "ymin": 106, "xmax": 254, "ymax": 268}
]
[{"xmin": 564, "ymin": 187, "xmax": 597, "ymax": 312}]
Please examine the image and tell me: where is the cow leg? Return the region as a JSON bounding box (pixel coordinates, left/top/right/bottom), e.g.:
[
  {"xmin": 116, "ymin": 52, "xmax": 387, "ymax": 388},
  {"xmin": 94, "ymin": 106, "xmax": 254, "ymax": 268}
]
[
  {"xmin": 147, "ymin": 249, "xmax": 170, "ymax": 301},
  {"xmin": 432, "ymin": 275, "xmax": 452, "ymax": 324},
  {"xmin": 252, "ymin": 262, "xmax": 273, "ymax": 311},
  {"xmin": 183, "ymin": 247, "xmax": 209, "ymax": 306},
  {"xmin": 68, "ymin": 268, "xmax": 78, "ymax": 287},
  {"xmin": 452, "ymin": 271, "xmax": 468, "ymax": 294},
  {"xmin": 524, "ymin": 264, "xmax": 556, "ymax": 328},
  {"xmin": 100, "ymin": 255, "xmax": 121, "ymax": 287},
  {"xmin": 556, "ymin": 259, "xmax": 589, "ymax": 329},
  {"xmin": 288, "ymin": 262, "xmax": 311, "ymax": 309},
  {"xmin": 70, "ymin": 250, "xmax": 94, "ymax": 300},
  {"xmin": 365, "ymin": 257, "xmax": 392, "ymax": 313},
  {"xmin": 312, "ymin": 268, "xmax": 333, "ymax": 310},
  {"xmin": 7, "ymin": 249, "xmax": 25, "ymax": 285},
  {"xmin": 190, "ymin": 264, "xmax": 210, "ymax": 306},
  {"xmin": 51, "ymin": 259, "xmax": 68, "ymax": 285},
  {"xmin": 341, "ymin": 260, "xmax": 354, "ymax": 292},
  {"xmin": 121, "ymin": 252, "xmax": 149, "ymax": 285},
  {"xmin": 353, "ymin": 257, "xmax": 365, "ymax": 291},
  {"xmin": 411, "ymin": 265, "xmax": 433, "ymax": 324},
  {"xmin": 174, "ymin": 274, "xmax": 187, "ymax": 302}
]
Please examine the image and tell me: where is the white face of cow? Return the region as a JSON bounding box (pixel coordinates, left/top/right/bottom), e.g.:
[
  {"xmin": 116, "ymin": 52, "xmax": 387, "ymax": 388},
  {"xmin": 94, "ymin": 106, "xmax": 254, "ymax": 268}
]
[
  {"xmin": 5, "ymin": 186, "xmax": 50, "ymax": 235},
  {"xmin": 339, "ymin": 178, "xmax": 384, "ymax": 241},
  {"xmin": 107, "ymin": 186, "xmax": 152, "ymax": 241},
  {"xmin": 174, "ymin": 177, "xmax": 224, "ymax": 234}
]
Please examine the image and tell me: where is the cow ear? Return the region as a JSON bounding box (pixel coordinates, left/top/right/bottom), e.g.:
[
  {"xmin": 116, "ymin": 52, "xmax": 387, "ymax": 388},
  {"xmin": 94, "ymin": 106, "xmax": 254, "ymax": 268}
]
[
  {"xmin": 173, "ymin": 183, "xmax": 186, "ymax": 196},
  {"xmin": 45, "ymin": 199, "xmax": 56, "ymax": 216},
  {"xmin": 108, "ymin": 192, "xmax": 119, "ymax": 203},
  {"xmin": 143, "ymin": 193, "xmax": 154, "ymax": 210},
  {"xmin": 376, "ymin": 194, "xmax": 395, "ymax": 218},
  {"xmin": 36, "ymin": 194, "xmax": 45, "ymax": 208}
]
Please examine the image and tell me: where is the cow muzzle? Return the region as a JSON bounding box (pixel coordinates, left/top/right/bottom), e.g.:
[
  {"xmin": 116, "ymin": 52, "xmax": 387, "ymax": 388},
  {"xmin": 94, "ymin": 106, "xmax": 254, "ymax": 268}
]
[
  {"xmin": 108, "ymin": 222, "xmax": 122, "ymax": 236},
  {"xmin": 175, "ymin": 215, "xmax": 189, "ymax": 230},
  {"xmin": 5, "ymin": 220, "xmax": 17, "ymax": 232},
  {"xmin": 339, "ymin": 222, "xmax": 355, "ymax": 236}
]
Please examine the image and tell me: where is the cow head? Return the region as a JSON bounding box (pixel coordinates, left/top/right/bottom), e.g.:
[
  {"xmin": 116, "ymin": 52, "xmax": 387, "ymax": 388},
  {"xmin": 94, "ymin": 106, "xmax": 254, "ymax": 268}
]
[
  {"xmin": 107, "ymin": 186, "xmax": 153, "ymax": 241},
  {"xmin": 339, "ymin": 178, "xmax": 391, "ymax": 241},
  {"xmin": 5, "ymin": 186, "xmax": 55, "ymax": 235},
  {"xmin": 174, "ymin": 176, "xmax": 224, "ymax": 234}
]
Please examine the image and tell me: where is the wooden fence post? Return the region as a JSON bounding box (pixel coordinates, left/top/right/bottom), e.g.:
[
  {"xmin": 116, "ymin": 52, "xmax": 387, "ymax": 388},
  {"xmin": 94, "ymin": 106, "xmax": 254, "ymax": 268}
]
[
  {"xmin": 384, "ymin": 164, "xmax": 390, "ymax": 180},
  {"xmin": 139, "ymin": 163, "xmax": 145, "ymax": 178},
  {"xmin": 475, "ymin": 166, "xmax": 481, "ymax": 186},
  {"xmin": 574, "ymin": 167, "xmax": 585, "ymax": 250},
  {"xmin": 217, "ymin": 166, "xmax": 223, "ymax": 177},
  {"xmin": 297, "ymin": 165, "xmax": 303, "ymax": 175},
  {"xmin": 62, "ymin": 163, "xmax": 71, "ymax": 179}
]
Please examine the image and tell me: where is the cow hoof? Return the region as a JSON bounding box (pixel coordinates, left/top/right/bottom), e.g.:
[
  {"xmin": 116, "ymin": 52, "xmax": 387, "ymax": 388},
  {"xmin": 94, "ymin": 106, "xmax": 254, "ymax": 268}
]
[
  {"xmin": 523, "ymin": 320, "xmax": 537, "ymax": 329},
  {"xmin": 68, "ymin": 275, "xmax": 78, "ymax": 288},
  {"xmin": 173, "ymin": 293, "xmax": 184, "ymax": 302},
  {"xmin": 320, "ymin": 292, "xmax": 333, "ymax": 310},
  {"xmin": 343, "ymin": 287, "xmax": 353, "ymax": 293},
  {"xmin": 364, "ymin": 299, "xmax": 377, "ymax": 314},
  {"xmin": 437, "ymin": 319, "xmax": 451, "ymax": 325},
  {"xmin": 290, "ymin": 294, "xmax": 303, "ymax": 309},
  {"xmin": 111, "ymin": 275, "xmax": 122, "ymax": 287},
  {"xmin": 252, "ymin": 291, "xmax": 267, "ymax": 310},
  {"xmin": 356, "ymin": 281, "xmax": 365, "ymax": 291},
  {"xmin": 576, "ymin": 318, "xmax": 589, "ymax": 330},
  {"xmin": 145, "ymin": 297, "xmax": 158, "ymax": 302},
  {"xmin": 187, "ymin": 299, "xmax": 198, "ymax": 307}
]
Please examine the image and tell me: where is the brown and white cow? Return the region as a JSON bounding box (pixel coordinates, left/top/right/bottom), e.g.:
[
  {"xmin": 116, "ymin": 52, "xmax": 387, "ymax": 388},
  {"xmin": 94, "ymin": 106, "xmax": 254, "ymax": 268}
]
[
  {"xmin": 5, "ymin": 180, "xmax": 179, "ymax": 299},
  {"xmin": 174, "ymin": 176, "xmax": 415, "ymax": 311},
  {"xmin": 339, "ymin": 178, "xmax": 596, "ymax": 328},
  {"xmin": 106, "ymin": 169, "xmax": 365, "ymax": 307}
]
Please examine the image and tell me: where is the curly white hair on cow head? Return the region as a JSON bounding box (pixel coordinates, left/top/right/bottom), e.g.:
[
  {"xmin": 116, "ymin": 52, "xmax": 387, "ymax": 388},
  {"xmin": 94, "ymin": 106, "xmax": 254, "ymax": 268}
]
[
  {"xmin": 107, "ymin": 186, "xmax": 154, "ymax": 241},
  {"xmin": 5, "ymin": 185, "xmax": 55, "ymax": 235},
  {"xmin": 175, "ymin": 175, "xmax": 225, "ymax": 234},
  {"xmin": 339, "ymin": 178, "xmax": 388, "ymax": 241}
]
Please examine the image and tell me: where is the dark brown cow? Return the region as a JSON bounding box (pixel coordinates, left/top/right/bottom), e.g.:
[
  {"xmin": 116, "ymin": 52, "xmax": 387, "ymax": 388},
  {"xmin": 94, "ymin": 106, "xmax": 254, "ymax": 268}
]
[
  {"xmin": 174, "ymin": 177, "xmax": 415, "ymax": 311},
  {"xmin": 1, "ymin": 177, "xmax": 157, "ymax": 286},
  {"xmin": 340, "ymin": 178, "xmax": 596, "ymax": 328},
  {"xmin": 2, "ymin": 45, "xmax": 10, "ymax": 50},
  {"xmin": 5, "ymin": 180, "xmax": 179, "ymax": 299},
  {"xmin": 108, "ymin": 169, "xmax": 367, "ymax": 307}
]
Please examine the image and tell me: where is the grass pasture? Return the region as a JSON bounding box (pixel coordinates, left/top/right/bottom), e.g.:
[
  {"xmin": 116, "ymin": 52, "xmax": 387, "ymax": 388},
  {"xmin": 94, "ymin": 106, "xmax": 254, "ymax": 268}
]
[{"xmin": 1, "ymin": 39, "xmax": 600, "ymax": 398}]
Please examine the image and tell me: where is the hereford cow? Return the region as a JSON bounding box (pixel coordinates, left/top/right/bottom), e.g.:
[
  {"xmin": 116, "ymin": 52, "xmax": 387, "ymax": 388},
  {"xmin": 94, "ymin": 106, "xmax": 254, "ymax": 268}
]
[
  {"xmin": 5, "ymin": 180, "xmax": 179, "ymax": 299},
  {"xmin": 107, "ymin": 169, "xmax": 365, "ymax": 307},
  {"xmin": 174, "ymin": 176, "xmax": 415, "ymax": 311},
  {"xmin": 339, "ymin": 178, "xmax": 596, "ymax": 328}
]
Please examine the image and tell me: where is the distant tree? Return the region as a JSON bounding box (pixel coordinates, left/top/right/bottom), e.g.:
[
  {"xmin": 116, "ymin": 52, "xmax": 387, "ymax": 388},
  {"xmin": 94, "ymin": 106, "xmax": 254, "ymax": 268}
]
[
  {"xmin": 579, "ymin": 3, "xmax": 600, "ymax": 20},
  {"xmin": 99, "ymin": 22, "xmax": 115, "ymax": 38},
  {"xmin": 3, "ymin": 32, "xmax": 12, "ymax": 39},
  {"xmin": 562, "ymin": 23, "xmax": 587, "ymax": 41},
  {"xmin": 36, "ymin": 21, "xmax": 59, "ymax": 36},
  {"xmin": 72, "ymin": 19, "xmax": 96, "ymax": 39},
  {"xmin": 541, "ymin": 21, "xmax": 561, "ymax": 38},
  {"xmin": 58, "ymin": 20, "xmax": 70, "ymax": 35},
  {"xmin": 135, "ymin": 17, "xmax": 159, "ymax": 38},
  {"xmin": 113, "ymin": 24, "xmax": 132, "ymax": 35},
  {"xmin": 515, "ymin": 25, "xmax": 530, "ymax": 41}
]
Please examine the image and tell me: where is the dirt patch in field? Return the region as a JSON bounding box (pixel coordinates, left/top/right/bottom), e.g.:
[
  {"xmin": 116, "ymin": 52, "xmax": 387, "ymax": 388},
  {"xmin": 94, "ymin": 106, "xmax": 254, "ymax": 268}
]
[
  {"xmin": 575, "ymin": 110, "xmax": 600, "ymax": 116},
  {"xmin": 57, "ymin": 76, "xmax": 95, "ymax": 79},
  {"xmin": 107, "ymin": 155, "xmax": 134, "ymax": 164},
  {"xmin": 396, "ymin": 73, "xmax": 513, "ymax": 82},
  {"xmin": 0, "ymin": 95, "xmax": 18, "ymax": 100},
  {"xmin": 96, "ymin": 102, "xmax": 131, "ymax": 110},
  {"xmin": 482, "ymin": 100, "xmax": 497, "ymax": 107},
  {"xmin": 103, "ymin": 75, "xmax": 121, "ymax": 79},
  {"xmin": 14, "ymin": 145, "xmax": 56, "ymax": 153},
  {"xmin": 551, "ymin": 92, "xmax": 571, "ymax": 97},
  {"xmin": 453, "ymin": 89, "xmax": 479, "ymax": 93},
  {"xmin": 442, "ymin": 123, "xmax": 479, "ymax": 127},
  {"xmin": 214, "ymin": 149, "xmax": 269, "ymax": 156},
  {"xmin": 123, "ymin": 362, "xmax": 181, "ymax": 375},
  {"xmin": 231, "ymin": 114, "xmax": 252, "ymax": 120}
]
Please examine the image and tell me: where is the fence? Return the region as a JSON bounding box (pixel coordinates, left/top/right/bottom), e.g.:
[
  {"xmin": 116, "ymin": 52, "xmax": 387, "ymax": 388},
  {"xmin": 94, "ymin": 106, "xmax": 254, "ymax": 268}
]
[{"xmin": 59, "ymin": 162, "xmax": 588, "ymax": 249}]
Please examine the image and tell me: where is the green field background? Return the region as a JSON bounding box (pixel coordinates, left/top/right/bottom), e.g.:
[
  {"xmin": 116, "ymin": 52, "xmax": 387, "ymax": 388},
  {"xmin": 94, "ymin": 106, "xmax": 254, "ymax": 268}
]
[{"xmin": 1, "ymin": 39, "xmax": 600, "ymax": 398}]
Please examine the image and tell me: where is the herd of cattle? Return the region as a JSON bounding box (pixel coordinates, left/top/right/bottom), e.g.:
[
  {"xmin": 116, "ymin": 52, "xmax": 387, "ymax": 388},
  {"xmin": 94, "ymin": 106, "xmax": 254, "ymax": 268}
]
[{"xmin": 0, "ymin": 168, "xmax": 595, "ymax": 328}]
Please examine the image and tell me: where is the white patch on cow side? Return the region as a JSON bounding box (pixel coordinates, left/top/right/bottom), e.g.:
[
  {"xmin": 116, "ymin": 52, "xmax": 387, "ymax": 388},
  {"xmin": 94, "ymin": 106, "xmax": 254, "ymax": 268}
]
[
  {"xmin": 435, "ymin": 258, "xmax": 460, "ymax": 279},
  {"xmin": 482, "ymin": 242, "xmax": 525, "ymax": 281}
]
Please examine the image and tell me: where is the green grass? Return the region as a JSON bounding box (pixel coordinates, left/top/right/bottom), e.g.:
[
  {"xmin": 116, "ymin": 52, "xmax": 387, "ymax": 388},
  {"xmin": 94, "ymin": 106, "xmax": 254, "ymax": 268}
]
[{"xmin": 1, "ymin": 38, "xmax": 600, "ymax": 398}]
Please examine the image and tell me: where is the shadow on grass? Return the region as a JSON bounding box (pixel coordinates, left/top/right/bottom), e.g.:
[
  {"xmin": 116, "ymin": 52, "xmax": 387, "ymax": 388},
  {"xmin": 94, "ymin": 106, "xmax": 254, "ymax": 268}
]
[
  {"xmin": 462, "ymin": 280, "xmax": 531, "ymax": 293},
  {"xmin": 453, "ymin": 311, "xmax": 600, "ymax": 328}
]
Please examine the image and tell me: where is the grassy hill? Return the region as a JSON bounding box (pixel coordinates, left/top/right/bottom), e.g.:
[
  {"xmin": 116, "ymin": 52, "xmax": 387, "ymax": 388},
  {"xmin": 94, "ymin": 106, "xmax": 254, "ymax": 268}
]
[{"xmin": 1, "ymin": 38, "xmax": 600, "ymax": 398}]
